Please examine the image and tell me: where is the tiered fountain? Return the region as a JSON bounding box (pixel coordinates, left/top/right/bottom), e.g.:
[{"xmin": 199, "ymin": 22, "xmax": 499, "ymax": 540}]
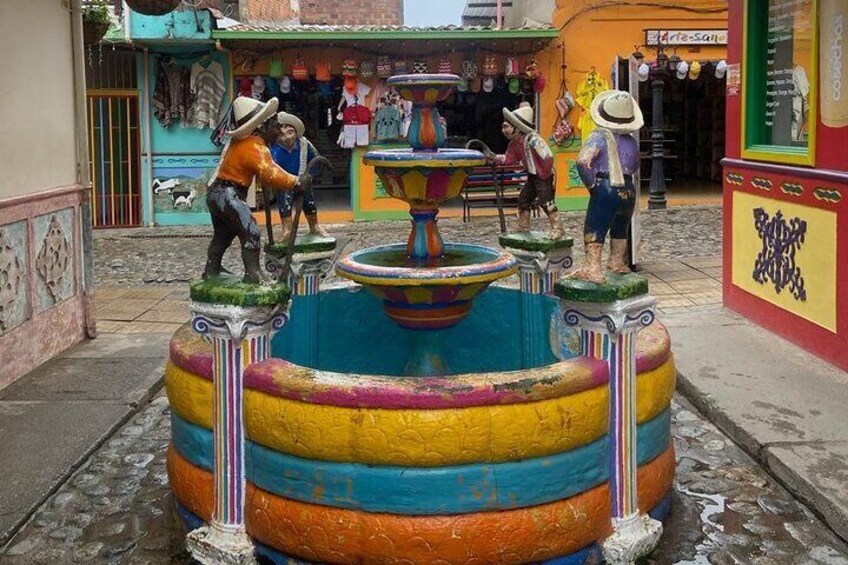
[
  {"xmin": 166, "ymin": 75, "xmax": 676, "ymax": 565},
  {"xmin": 336, "ymin": 74, "xmax": 518, "ymax": 330}
]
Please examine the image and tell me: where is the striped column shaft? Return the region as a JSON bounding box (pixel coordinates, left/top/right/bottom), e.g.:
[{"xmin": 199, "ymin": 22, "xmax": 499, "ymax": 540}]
[
  {"xmin": 211, "ymin": 332, "xmax": 269, "ymax": 527},
  {"xmin": 608, "ymin": 331, "xmax": 638, "ymax": 519},
  {"xmin": 293, "ymin": 272, "xmax": 321, "ymax": 296}
]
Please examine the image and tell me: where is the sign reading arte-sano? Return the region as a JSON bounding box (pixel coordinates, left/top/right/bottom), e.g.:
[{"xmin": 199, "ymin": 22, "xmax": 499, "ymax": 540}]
[
  {"xmin": 821, "ymin": 0, "xmax": 847, "ymax": 128},
  {"xmin": 645, "ymin": 29, "xmax": 728, "ymax": 46}
]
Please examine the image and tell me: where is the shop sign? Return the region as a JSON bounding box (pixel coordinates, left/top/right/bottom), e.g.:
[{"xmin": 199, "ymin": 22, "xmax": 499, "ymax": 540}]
[{"xmin": 645, "ymin": 29, "xmax": 728, "ymax": 46}]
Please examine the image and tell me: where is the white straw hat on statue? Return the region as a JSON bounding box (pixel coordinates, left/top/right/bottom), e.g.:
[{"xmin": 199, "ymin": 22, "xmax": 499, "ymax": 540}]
[
  {"xmin": 228, "ymin": 96, "xmax": 279, "ymax": 140},
  {"xmin": 503, "ymin": 102, "xmax": 536, "ymax": 134},
  {"xmin": 277, "ymin": 111, "xmax": 305, "ymax": 137},
  {"xmin": 589, "ymin": 90, "xmax": 644, "ymax": 134}
]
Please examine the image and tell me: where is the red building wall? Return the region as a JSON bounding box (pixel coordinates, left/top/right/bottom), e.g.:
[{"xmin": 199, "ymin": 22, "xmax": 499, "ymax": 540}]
[{"xmin": 300, "ymin": 0, "xmax": 403, "ymax": 25}]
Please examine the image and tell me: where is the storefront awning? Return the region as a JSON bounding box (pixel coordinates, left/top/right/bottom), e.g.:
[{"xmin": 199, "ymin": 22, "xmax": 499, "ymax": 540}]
[{"xmin": 212, "ymin": 24, "xmax": 559, "ymax": 54}]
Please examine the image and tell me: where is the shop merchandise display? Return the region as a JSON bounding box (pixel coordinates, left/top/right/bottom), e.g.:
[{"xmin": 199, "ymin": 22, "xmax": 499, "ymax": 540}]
[
  {"xmin": 575, "ymin": 69, "xmax": 610, "ymax": 143},
  {"xmin": 153, "ymin": 57, "xmax": 194, "ymax": 128},
  {"xmin": 189, "ymin": 59, "xmax": 226, "ymax": 129}
]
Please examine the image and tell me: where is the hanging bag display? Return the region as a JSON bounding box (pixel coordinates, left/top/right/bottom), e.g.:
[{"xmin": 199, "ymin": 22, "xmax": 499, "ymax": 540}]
[
  {"xmin": 438, "ymin": 56, "xmax": 453, "ymax": 74},
  {"xmin": 482, "ymin": 55, "xmax": 499, "ymax": 76},
  {"xmin": 377, "ymin": 56, "xmax": 392, "ymax": 78},
  {"xmin": 360, "ymin": 59, "xmax": 375, "ymax": 79},
  {"xmin": 461, "ymin": 58, "xmax": 479, "ymax": 80},
  {"xmin": 394, "ymin": 58, "xmax": 408, "ymax": 75},
  {"xmin": 505, "ymin": 56, "xmax": 520, "ymax": 78},
  {"xmin": 412, "ymin": 58, "xmax": 429, "ymax": 74},
  {"xmin": 551, "ymin": 46, "xmax": 575, "ymax": 147}
]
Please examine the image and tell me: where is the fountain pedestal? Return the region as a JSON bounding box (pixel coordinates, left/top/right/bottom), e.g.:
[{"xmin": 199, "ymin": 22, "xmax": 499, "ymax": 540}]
[
  {"xmin": 555, "ymin": 273, "xmax": 663, "ymax": 565},
  {"xmin": 185, "ymin": 276, "xmax": 290, "ymax": 565}
]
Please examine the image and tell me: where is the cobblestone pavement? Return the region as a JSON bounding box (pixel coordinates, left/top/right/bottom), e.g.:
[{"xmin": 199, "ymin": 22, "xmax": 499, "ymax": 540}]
[
  {"xmin": 2, "ymin": 393, "xmax": 847, "ymax": 564},
  {"xmin": 94, "ymin": 206, "xmax": 722, "ymax": 288}
]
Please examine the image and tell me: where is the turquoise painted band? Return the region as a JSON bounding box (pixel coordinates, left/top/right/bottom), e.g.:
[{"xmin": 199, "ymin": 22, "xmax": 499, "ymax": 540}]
[
  {"xmin": 176, "ymin": 495, "xmax": 672, "ymax": 565},
  {"xmin": 171, "ymin": 408, "xmax": 671, "ymax": 515}
]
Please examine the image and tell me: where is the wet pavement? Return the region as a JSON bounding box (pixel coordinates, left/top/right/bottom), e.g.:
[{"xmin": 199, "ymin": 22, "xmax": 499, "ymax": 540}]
[{"xmin": 2, "ymin": 393, "xmax": 847, "ymax": 564}]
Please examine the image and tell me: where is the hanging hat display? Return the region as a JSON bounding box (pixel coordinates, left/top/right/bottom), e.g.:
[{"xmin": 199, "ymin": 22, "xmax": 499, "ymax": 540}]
[
  {"xmin": 589, "ymin": 90, "xmax": 644, "ymax": 134},
  {"xmin": 461, "ymin": 58, "xmax": 479, "ymax": 80},
  {"xmin": 457, "ymin": 78, "xmax": 469, "ymax": 92},
  {"xmin": 238, "ymin": 77, "xmax": 252, "ymax": 97},
  {"xmin": 412, "ymin": 58, "xmax": 429, "ymax": 74},
  {"xmin": 268, "ymin": 56, "xmax": 284, "ymax": 79},
  {"xmin": 482, "ymin": 76, "xmax": 494, "ymax": 93},
  {"xmin": 342, "ymin": 59, "xmax": 358, "ymax": 77},
  {"xmin": 637, "ymin": 62, "xmax": 650, "ymax": 82},
  {"xmin": 280, "ymin": 75, "xmax": 292, "ymax": 94},
  {"xmin": 525, "ymin": 59, "xmax": 539, "ymax": 80},
  {"xmin": 470, "ymin": 76, "xmax": 482, "ymax": 92},
  {"xmin": 533, "ymin": 73, "xmax": 546, "ymax": 93},
  {"xmin": 482, "ymin": 55, "xmax": 499, "ymax": 76},
  {"xmin": 508, "ymin": 77, "xmax": 520, "ymax": 94},
  {"xmin": 505, "ymin": 56, "xmax": 520, "ymax": 78},
  {"xmin": 292, "ymin": 54, "xmax": 309, "ymax": 80},
  {"xmin": 360, "ymin": 59, "xmax": 375, "ymax": 79},
  {"xmin": 377, "ymin": 56, "xmax": 392, "ymax": 78},
  {"xmin": 251, "ymin": 75, "xmax": 266, "ymax": 100},
  {"xmin": 688, "ymin": 60, "xmax": 702, "ymax": 80},
  {"xmin": 675, "ymin": 61, "xmax": 689, "ymax": 80},
  {"xmin": 438, "ymin": 56, "xmax": 453, "ymax": 74},
  {"xmin": 227, "ymin": 96, "xmax": 279, "ymax": 140},
  {"xmin": 715, "ymin": 59, "xmax": 728, "ymax": 79}
]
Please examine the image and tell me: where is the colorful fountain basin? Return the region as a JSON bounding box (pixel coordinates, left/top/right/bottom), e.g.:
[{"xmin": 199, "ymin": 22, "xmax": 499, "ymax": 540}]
[
  {"xmin": 335, "ymin": 243, "xmax": 518, "ymax": 329},
  {"xmin": 387, "ymin": 73, "xmax": 463, "ymax": 104},
  {"xmin": 363, "ymin": 148, "xmax": 485, "ymax": 207}
]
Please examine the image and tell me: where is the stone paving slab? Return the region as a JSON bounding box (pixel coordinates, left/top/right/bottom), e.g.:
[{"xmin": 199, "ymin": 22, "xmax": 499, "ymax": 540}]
[
  {"xmin": 0, "ymin": 401, "xmax": 133, "ymax": 546},
  {"xmin": 671, "ymin": 307, "xmax": 848, "ymax": 543}
]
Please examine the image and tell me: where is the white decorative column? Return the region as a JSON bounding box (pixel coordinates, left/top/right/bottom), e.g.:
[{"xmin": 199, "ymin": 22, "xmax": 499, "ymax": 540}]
[
  {"xmin": 556, "ymin": 275, "xmax": 663, "ymax": 565},
  {"xmin": 185, "ymin": 278, "xmax": 291, "ymax": 565}
]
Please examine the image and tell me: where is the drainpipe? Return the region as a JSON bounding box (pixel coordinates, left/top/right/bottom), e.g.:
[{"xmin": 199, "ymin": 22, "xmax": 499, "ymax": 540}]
[
  {"xmin": 70, "ymin": 0, "xmax": 97, "ymax": 338},
  {"xmin": 496, "ymin": 0, "xmax": 503, "ymax": 29},
  {"xmin": 143, "ymin": 47, "xmax": 155, "ymax": 227}
]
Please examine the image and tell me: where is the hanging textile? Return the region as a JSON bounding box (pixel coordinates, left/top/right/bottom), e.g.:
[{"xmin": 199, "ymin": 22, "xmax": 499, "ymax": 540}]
[
  {"xmin": 190, "ymin": 59, "xmax": 226, "ymax": 129},
  {"xmin": 575, "ymin": 71, "xmax": 609, "ymax": 144},
  {"xmin": 375, "ymin": 105, "xmax": 402, "ymax": 140},
  {"xmin": 153, "ymin": 58, "xmax": 193, "ymax": 128}
]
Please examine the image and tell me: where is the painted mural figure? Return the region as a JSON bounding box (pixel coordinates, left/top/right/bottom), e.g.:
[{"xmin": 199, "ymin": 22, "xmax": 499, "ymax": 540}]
[
  {"xmin": 485, "ymin": 102, "xmax": 566, "ymax": 239},
  {"xmin": 203, "ymin": 96, "xmax": 307, "ymax": 284},
  {"xmin": 567, "ymin": 90, "xmax": 643, "ymax": 284},
  {"xmin": 270, "ymin": 112, "xmax": 330, "ymax": 240}
]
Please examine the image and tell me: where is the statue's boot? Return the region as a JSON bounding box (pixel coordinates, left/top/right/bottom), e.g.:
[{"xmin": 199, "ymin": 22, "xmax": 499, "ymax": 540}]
[
  {"xmin": 516, "ymin": 210, "xmax": 532, "ymax": 232},
  {"xmin": 546, "ymin": 210, "xmax": 566, "ymax": 240},
  {"xmin": 565, "ymin": 242, "xmax": 606, "ymax": 284},
  {"xmin": 279, "ymin": 215, "xmax": 293, "ymax": 242},
  {"xmin": 608, "ymin": 238, "xmax": 632, "ymax": 274},
  {"xmin": 203, "ymin": 239, "xmax": 228, "ymax": 279},
  {"xmin": 242, "ymin": 248, "xmax": 272, "ymax": 285},
  {"xmin": 306, "ymin": 213, "xmax": 330, "ymax": 237}
]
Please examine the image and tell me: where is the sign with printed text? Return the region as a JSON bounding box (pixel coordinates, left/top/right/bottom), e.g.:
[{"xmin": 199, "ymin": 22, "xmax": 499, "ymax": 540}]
[{"xmin": 645, "ymin": 29, "xmax": 728, "ymax": 46}]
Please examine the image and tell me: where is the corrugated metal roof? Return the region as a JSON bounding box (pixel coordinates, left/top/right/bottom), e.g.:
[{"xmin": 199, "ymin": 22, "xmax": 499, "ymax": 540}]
[
  {"xmin": 216, "ymin": 22, "xmax": 539, "ymax": 34},
  {"xmin": 462, "ymin": 1, "xmax": 513, "ymax": 19}
]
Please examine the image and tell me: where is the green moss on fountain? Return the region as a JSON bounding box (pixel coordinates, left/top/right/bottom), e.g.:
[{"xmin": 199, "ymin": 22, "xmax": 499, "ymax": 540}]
[
  {"xmin": 554, "ymin": 272, "xmax": 648, "ymax": 303},
  {"xmin": 190, "ymin": 274, "xmax": 290, "ymax": 307},
  {"xmin": 264, "ymin": 234, "xmax": 337, "ymax": 256},
  {"xmin": 499, "ymin": 231, "xmax": 574, "ymax": 252}
]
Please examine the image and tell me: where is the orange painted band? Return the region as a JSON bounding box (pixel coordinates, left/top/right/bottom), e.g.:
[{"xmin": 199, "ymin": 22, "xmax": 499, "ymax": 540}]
[{"xmin": 168, "ymin": 445, "xmax": 675, "ymax": 564}]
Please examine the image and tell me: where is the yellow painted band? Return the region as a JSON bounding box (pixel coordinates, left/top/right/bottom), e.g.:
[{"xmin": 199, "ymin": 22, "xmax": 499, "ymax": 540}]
[
  {"xmin": 165, "ymin": 357, "xmax": 675, "ymax": 467},
  {"xmin": 335, "ymin": 266, "xmax": 519, "ymax": 287},
  {"xmin": 363, "ymin": 159, "xmax": 485, "ymax": 168}
]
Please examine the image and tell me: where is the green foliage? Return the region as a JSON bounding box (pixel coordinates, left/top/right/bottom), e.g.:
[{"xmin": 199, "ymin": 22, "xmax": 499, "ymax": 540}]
[{"xmin": 82, "ymin": 0, "xmax": 111, "ymax": 27}]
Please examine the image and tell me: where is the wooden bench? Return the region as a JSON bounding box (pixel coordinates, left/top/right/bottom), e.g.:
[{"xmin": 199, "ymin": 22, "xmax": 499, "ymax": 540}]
[{"xmin": 462, "ymin": 164, "xmax": 537, "ymax": 229}]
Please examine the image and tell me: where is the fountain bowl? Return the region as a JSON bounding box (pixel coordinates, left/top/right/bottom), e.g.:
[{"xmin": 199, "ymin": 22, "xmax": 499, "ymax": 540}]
[{"xmin": 335, "ymin": 243, "xmax": 518, "ymax": 330}]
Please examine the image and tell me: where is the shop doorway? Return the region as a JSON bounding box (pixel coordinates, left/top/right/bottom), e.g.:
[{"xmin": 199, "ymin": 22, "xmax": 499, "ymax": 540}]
[{"xmin": 635, "ymin": 60, "xmax": 727, "ymax": 206}]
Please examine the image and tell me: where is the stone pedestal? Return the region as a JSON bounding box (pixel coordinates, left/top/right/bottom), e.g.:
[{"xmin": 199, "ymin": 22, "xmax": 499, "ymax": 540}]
[
  {"xmin": 555, "ymin": 273, "xmax": 663, "ymax": 565},
  {"xmin": 501, "ymin": 231, "xmax": 573, "ymax": 367},
  {"xmin": 265, "ymin": 235, "xmax": 335, "ymax": 368},
  {"xmin": 185, "ymin": 275, "xmax": 291, "ymax": 565}
]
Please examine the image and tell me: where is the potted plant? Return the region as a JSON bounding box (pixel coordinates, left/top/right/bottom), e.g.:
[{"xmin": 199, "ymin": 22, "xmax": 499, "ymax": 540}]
[
  {"xmin": 125, "ymin": 0, "xmax": 181, "ymax": 16},
  {"xmin": 81, "ymin": 0, "xmax": 111, "ymax": 45}
]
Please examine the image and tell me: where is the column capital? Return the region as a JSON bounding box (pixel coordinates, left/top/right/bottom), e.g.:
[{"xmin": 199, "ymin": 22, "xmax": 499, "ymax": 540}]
[
  {"xmin": 190, "ymin": 301, "xmax": 290, "ymax": 342},
  {"xmin": 560, "ymin": 293, "xmax": 656, "ymax": 335},
  {"xmin": 508, "ymin": 246, "xmax": 574, "ymax": 276}
]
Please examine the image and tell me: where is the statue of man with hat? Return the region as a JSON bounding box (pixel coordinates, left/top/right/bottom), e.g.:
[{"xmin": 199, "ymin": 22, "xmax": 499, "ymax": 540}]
[
  {"xmin": 204, "ymin": 96, "xmax": 309, "ymax": 284},
  {"xmin": 566, "ymin": 90, "xmax": 643, "ymax": 284},
  {"xmin": 485, "ymin": 102, "xmax": 566, "ymax": 239},
  {"xmin": 271, "ymin": 112, "xmax": 329, "ymax": 240}
]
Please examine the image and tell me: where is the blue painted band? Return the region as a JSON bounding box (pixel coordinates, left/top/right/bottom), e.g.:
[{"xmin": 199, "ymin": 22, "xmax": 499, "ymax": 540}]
[
  {"xmin": 171, "ymin": 408, "xmax": 671, "ymax": 515},
  {"xmin": 176, "ymin": 494, "xmax": 672, "ymax": 565}
]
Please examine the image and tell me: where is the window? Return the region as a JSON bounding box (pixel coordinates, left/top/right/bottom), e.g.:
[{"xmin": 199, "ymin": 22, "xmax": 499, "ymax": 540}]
[{"xmin": 743, "ymin": 0, "xmax": 818, "ymax": 166}]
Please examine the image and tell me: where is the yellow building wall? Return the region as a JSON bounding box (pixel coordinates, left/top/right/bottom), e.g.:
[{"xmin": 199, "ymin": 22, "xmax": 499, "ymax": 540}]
[{"xmin": 536, "ymin": 0, "xmax": 729, "ymax": 187}]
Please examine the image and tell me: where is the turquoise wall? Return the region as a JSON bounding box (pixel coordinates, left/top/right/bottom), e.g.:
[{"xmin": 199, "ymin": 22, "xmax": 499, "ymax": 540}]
[
  {"xmin": 130, "ymin": 9, "xmax": 214, "ymax": 41},
  {"xmin": 137, "ymin": 47, "xmax": 230, "ymax": 225}
]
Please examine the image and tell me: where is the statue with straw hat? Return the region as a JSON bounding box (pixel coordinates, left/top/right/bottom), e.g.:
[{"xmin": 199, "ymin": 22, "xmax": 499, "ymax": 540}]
[
  {"xmin": 203, "ymin": 96, "xmax": 309, "ymax": 284},
  {"xmin": 566, "ymin": 90, "xmax": 643, "ymax": 284},
  {"xmin": 485, "ymin": 101, "xmax": 566, "ymax": 239}
]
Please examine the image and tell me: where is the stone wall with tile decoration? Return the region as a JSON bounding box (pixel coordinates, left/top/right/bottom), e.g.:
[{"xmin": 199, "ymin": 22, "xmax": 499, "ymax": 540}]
[{"xmin": 0, "ymin": 186, "xmax": 87, "ymax": 390}]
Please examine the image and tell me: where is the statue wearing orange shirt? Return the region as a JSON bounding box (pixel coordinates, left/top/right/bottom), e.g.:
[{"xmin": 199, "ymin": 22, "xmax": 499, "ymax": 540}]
[{"xmin": 204, "ymin": 97, "xmax": 308, "ymax": 284}]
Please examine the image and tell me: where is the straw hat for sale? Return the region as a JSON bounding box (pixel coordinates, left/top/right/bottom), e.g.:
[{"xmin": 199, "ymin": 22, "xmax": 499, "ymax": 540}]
[
  {"xmin": 277, "ymin": 111, "xmax": 305, "ymax": 137},
  {"xmin": 589, "ymin": 90, "xmax": 643, "ymax": 134},
  {"xmin": 228, "ymin": 96, "xmax": 279, "ymax": 139},
  {"xmin": 502, "ymin": 101, "xmax": 536, "ymax": 134}
]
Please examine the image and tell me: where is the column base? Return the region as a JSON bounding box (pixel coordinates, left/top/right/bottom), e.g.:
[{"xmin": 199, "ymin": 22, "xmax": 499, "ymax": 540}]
[
  {"xmin": 601, "ymin": 513, "xmax": 663, "ymax": 565},
  {"xmin": 186, "ymin": 524, "xmax": 258, "ymax": 565}
]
